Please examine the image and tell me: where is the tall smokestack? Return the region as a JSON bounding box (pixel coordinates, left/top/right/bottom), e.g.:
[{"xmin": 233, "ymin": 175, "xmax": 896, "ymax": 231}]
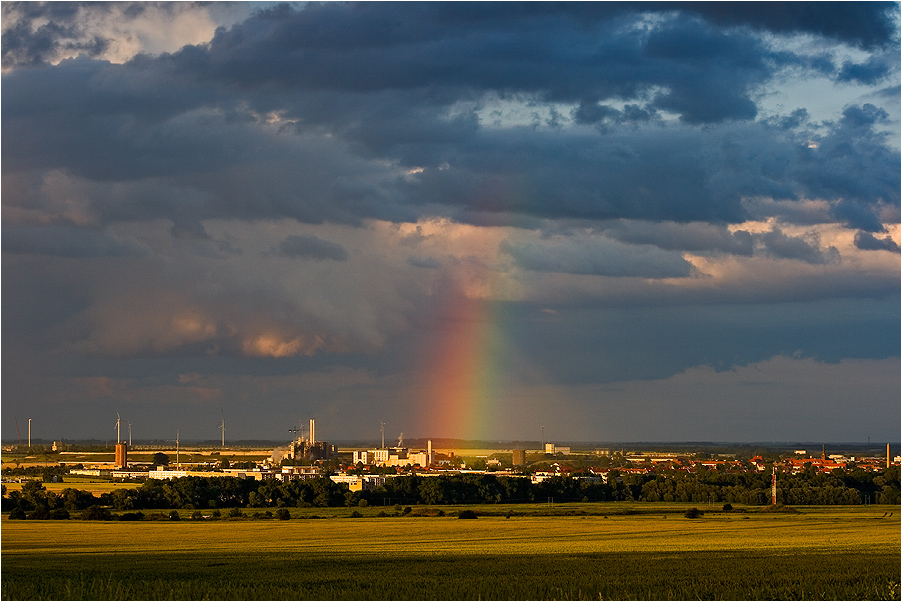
[
  {"xmin": 309, "ymin": 418, "xmax": 315, "ymax": 445},
  {"xmin": 428, "ymin": 440, "xmax": 433, "ymax": 467},
  {"xmin": 888, "ymin": 443, "xmax": 891, "ymax": 469},
  {"xmin": 771, "ymin": 466, "xmax": 777, "ymax": 506}
]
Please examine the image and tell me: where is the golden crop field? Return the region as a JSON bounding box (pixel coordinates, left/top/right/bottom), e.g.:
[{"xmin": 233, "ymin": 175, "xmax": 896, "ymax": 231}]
[
  {"xmin": 1, "ymin": 480, "xmax": 137, "ymax": 494},
  {"xmin": 3, "ymin": 505, "xmax": 898, "ymax": 557},
  {"xmin": 2, "ymin": 505, "xmax": 899, "ymax": 600}
]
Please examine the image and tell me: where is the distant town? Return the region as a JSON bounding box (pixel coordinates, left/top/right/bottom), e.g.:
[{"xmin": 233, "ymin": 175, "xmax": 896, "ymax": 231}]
[{"xmin": 3, "ymin": 418, "xmax": 899, "ymax": 490}]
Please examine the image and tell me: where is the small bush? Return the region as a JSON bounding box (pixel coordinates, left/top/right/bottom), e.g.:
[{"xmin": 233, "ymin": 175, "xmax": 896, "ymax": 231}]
[
  {"xmin": 358, "ymin": 499, "xmax": 368, "ymax": 508},
  {"xmin": 684, "ymin": 507, "xmax": 704, "ymax": 519},
  {"xmin": 722, "ymin": 503, "xmax": 733, "ymax": 511},
  {"xmin": 8, "ymin": 507, "xmax": 26, "ymax": 520},
  {"xmin": 402, "ymin": 506, "xmax": 412, "ymax": 516},
  {"xmin": 276, "ymin": 508, "xmax": 291, "ymax": 520},
  {"xmin": 228, "ymin": 507, "xmax": 244, "ymax": 518},
  {"xmin": 350, "ymin": 510, "xmax": 362, "ymax": 518},
  {"xmin": 82, "ymin": 505, "xmax": 112, "ymax": 521},
  {"xmin": 458, "ymin": 509, "xmax": 479, "ymax": 519},
  {"xmin": 169, "ymin": 510, "xmax": 181, "ymax": 521},
  {"xmin": 118, "ymin": 511, "xmax": 144, "ymax": 521},
  {"xmin": 376, "ymin": 511, "xmax": 388, "ymax": 517}
]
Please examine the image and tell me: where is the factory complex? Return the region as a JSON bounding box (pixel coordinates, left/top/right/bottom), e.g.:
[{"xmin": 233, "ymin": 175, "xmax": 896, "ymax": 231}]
[{"xmin": 47, "ymin": 418, "xmax": 898, "ymax": 493}]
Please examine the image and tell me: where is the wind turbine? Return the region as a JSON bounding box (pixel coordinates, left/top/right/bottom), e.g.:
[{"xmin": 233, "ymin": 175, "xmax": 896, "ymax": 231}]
[
  {"xmin": 128, "ymin": 422, "xmax": 132, "ymax": 447},
  {"xmin": 217, "ymin": 412, "xmax": 225, "ymax": 448},
  {"xmin": 116, "ymin": 412, "xmax": 121, "ymax": 444}
]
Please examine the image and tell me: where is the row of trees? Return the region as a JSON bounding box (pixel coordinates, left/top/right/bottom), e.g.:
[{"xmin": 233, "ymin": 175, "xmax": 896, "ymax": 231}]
[
  {"xmin": 620, "ymin": 466, "xmax": 900, "ymax": 505},
  {"xmin": 3, "ymin": 466, "xmax": 899, "ymax": 516}
]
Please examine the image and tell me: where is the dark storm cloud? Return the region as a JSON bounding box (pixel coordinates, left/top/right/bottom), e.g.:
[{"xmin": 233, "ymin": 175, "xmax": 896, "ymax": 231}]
[
  {"xmin": 1, "ymin": 2, "xmax": 899, "ymax": 443},
  {"xmin": 602, "ymin": 221, "xmax": 756, "ymax": 256},
  {"xmin": 508, "ymin": 297, "xmax": 901, "ymax": 386},
  {"xmin": 642, "ymin": 16, "xmax": 765, "ymax": 123},
  {"xmin": 2, "ymin": 3, "xmax": 898, "ymax": 232},
  {"xmin": 499, "ymin": 238, "xmax": 694, "ymax": 278},
  {"xmin": 187, "ymin": 2, "xmax": 780, "ymax": 125},
  {"xmin": 1, "ymin": 1, "xmax": 106, "ymax": 68},
  {"xmin": 407, "ymin": 256, "xmax": 443, "ymax": 270},
  {"xmin": 854, "ymin": 231, "xmax": 902, "ymax": 253},
  {"xmin": 274, "ymin": 234, "xmax": 348, "ymax": 261},
  {"xmin": 400, "ymin": 114, "xmax": 897, "ymax": 227},
  {"xmin": 760, "ymin": 227, "xmax": 838, "ymax": 265},
  {"xmin": 0, "ymin": 1, "xmax": 247, "ymax": 69},
  {"xmin": 837, "ymin": 56, "xmax": 894, "ymax": 85},
  {"xmin": 7, "ymin": 2, "xmax": 892, "ymax": 72},
  {"xmin": 671, "ymin": 2, "xmax": 899, "ymax": 48},
  {"xmin": 802, "ymin": 105, "xmax": 900, "ymax": 231},
  {"xmin": 2, "ymin": 224, "xmax": 147, "ymax": 258},
  {"xmin": 599, "ymin": 219, "xmax": 852, "ymax": 266}
]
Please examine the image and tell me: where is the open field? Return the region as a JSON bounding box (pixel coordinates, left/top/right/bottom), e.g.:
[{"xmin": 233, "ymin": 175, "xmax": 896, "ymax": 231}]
[
  {"xmin": 1, "ymin": 480, "xmax": 138, "ymax": 494},
  {"xmin": 2, "ymin": 448, "xmax": 272, "ymax": 469},
  {"xmin": 2, "ymin": 505, "xmax": 899, "ymax": 599}
]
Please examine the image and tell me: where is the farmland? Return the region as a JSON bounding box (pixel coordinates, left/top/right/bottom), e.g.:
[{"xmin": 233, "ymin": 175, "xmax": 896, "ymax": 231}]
[{"xmin": 2, "ymin": 504, "xmax": 899, "ymax": 600}]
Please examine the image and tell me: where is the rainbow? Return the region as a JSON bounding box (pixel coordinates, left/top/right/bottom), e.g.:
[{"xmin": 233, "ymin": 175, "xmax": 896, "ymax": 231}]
[{"xmin": 416, "ymin": 289, "xmax": 510, "ymax": 440}]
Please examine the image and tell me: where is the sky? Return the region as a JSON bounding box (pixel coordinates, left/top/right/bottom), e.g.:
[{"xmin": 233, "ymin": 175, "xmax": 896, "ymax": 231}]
[{"xmin": 2, "ymin": 1, "xmax": 900, "ymax": 445}]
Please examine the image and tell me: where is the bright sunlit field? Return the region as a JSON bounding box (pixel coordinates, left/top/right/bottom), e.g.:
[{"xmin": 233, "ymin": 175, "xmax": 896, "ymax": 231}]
[{"xmin": 2, "ymin": 505, "xmax": 899, "ymax": 600}]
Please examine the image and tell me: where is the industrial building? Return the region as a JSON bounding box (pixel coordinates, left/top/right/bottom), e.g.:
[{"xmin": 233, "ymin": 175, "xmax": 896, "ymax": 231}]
[
  {"xmin": 282, "ymin": 419, "xmax": 336, "ymax": 462},
  {"xmin": 353, "ymin": 439, "xmax": 435, "ymax": 468},
  {"xmin": 512, "ymin": 449, "xmax": 526, "ymax": 466},
  {"xmin": 329, "ymin": 473, "xmax": 388, "ymax": 492},
  {"xmin": 114, "ymin": 442, "xmax": 128, "ymax": 469}
]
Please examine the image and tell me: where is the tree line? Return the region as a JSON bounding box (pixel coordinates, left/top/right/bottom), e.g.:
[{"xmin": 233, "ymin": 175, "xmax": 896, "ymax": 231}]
[{"xmin": 3, "ymin": 466, "xmax": 899, "ymax": 519}]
